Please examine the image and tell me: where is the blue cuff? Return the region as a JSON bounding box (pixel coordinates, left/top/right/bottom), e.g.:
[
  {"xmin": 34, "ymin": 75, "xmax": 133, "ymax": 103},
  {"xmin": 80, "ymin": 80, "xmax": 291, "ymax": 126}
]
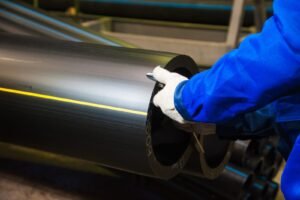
[{"xmin": 174, "ymin": 80, "xmax": 193, "ymax": 121}]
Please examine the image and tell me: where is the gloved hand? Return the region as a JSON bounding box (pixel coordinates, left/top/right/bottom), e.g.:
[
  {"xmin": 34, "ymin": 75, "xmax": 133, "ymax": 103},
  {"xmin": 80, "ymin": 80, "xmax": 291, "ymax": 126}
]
[{"xmin": 152, "ymin": 66, "xmax": 188, "ymax": 124}]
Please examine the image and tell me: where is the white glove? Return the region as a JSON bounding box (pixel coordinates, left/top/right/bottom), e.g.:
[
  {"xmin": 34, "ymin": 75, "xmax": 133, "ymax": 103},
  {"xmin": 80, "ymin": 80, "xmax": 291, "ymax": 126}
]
[{"xmin": 152, "ymin": 66, "xmax": 188, "ymax": 124}]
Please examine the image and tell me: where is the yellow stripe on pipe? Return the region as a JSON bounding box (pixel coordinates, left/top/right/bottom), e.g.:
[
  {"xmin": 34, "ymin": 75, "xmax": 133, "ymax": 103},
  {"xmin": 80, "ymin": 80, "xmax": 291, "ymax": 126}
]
[{"xmin": 0, "ymin": 87, "xmax": 147, "ymax": 116}]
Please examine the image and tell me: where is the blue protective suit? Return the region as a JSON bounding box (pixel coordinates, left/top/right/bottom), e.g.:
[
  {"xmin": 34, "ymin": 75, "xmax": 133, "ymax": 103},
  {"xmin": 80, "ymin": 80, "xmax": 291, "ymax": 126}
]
[
  {"xmin": 175, "ymin": 0, "xmax": 300, "ymax": 123},
  {"xmin": 173, "ymin": 0, "xmax": 300, "ymax": 199}
]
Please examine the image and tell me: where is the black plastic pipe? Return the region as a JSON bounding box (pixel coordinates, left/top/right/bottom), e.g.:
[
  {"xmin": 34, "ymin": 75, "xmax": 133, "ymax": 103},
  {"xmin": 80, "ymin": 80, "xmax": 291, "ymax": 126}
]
[
  {"xmin": 0, "ymin": 33, "xmax": 199, "ymax": 179},
  {"xmin": 230, "ymin": 140, "xmax": 260, "ymax": 166},
  {"xmin": 248, "ymin": 179, "xmax": 269, "ymax": 199}
]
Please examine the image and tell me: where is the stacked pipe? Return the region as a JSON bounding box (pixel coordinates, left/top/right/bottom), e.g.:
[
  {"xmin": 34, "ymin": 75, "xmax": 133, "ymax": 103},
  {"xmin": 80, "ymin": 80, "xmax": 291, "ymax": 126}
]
[
  {"xmin": 229, "ymin": 137, "xmax": 282, "ymax": 199},
  {"xmin": 174, "ymin": 137, "xmax": 281, "ymax": 200}
]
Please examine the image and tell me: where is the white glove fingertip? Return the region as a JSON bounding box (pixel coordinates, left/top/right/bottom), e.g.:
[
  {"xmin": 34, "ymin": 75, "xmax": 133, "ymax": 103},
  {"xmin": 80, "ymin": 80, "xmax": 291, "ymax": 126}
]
[
  {"xmin": 177, "ymin": 117, "xmax": 187, "ymax": 124},
  {"xmin": 152, "ymin": 66, "xmax": 171, "ymax": 84},
  {"xmin": 164, "ymin": 109, "xmax": 186, "ymax": 124}
]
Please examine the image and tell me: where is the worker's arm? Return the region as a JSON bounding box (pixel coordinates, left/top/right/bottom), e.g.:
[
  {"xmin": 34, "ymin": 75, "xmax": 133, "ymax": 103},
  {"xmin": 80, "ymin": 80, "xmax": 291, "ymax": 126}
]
[{"xmin": 173, "ymin": 0, "xmax": 300, "ymax": 124}]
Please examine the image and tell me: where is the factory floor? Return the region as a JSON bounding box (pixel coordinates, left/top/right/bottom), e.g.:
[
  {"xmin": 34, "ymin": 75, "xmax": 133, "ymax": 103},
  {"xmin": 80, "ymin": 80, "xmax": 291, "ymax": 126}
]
[
  {"xmin": 0, "ymin": 158, "xmax": 213, "ymax": 200},
  {"xmin": 0, "ymin": 158, "xmax": 285, "ymax": 200},
  {"xmin": 0, "ymin": 159, "xmax": 157, "ymax": 200}
]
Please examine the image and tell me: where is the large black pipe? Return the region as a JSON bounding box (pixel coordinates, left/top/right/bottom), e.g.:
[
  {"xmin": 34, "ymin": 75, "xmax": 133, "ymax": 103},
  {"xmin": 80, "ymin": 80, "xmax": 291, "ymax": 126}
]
[
  {"xmin": 0, "ymin": 3, "xmax": 135, "ymax": 178},
  {"xmin": 230, "ymin": 140, "xmax": 260, "ymax": 166},
  {"xmin": 0, "ymin": 0, "xmax": 133, "ymax": 47},
  {"xmin": 0, "ymin": 3, "xmax": 131, "ymax": 177},
  {"xmin": 0, "ymin": 34, "xmax": 200, "ymax": 179},
  {"xmin": 21, "ymin": 0, "xmax": 273, "ymax": 27}
]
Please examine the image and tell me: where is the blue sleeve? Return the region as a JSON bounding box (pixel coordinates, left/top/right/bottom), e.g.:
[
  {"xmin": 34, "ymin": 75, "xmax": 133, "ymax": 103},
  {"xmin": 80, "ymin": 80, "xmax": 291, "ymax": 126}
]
[{"xmin": 174, "ymin": 0, "xmax": 300, "ymax": 123}]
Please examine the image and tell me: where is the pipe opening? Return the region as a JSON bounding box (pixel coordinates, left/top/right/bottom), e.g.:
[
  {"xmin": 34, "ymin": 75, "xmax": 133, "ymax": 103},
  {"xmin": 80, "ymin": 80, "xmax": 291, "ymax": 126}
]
[
  {"xmin": 203, "ymin": 135, "xmax": 230, "ymax": 168},
  {"xmin": 150, "ymin": 67, "xmax": 193, "ymax": 166}
]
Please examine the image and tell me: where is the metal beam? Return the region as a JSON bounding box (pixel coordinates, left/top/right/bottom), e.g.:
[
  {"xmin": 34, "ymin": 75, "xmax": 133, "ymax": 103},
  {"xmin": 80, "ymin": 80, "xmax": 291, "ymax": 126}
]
[{"xmin": 226, "ymin": 0, "xmax": 246, "ymax": 47}]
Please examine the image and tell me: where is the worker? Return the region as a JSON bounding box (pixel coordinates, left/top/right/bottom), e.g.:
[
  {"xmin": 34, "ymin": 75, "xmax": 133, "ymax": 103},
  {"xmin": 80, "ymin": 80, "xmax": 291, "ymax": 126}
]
[{"xmin": 152, "ymin": 0, "xmax": 300, "ymax": 199}]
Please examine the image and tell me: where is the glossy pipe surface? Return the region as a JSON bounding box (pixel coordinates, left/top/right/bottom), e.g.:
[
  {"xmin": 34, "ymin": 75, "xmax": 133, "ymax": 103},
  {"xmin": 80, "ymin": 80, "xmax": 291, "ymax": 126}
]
[
  {"xmin": 0, "ymin": 6, "xmax": 132, "ymax": 176},
  {"xmin": 0, "ymin": 34, "xmax": 199, "ymax": 179}
]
